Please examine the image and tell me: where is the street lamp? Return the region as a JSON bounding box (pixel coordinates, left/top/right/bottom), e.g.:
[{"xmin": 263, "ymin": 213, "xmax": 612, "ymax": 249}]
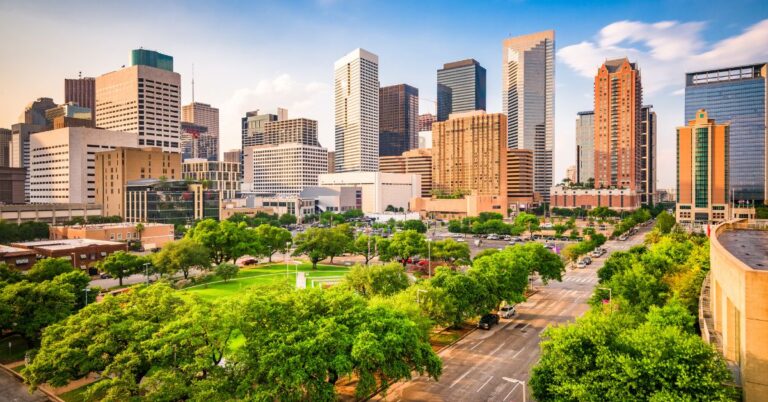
[
  {"xmin": 285, "ymin": 241, "xmax": 292, "ymax": 276},
  {"xmin": 82, "ymin": 287, "xmax": 91, "ymax": 306},
  {"xmin": 143, "ymin": 262, "xmax": 151, "ymax": 286},
  {"xmin": 426, "ymin": 239, "xmax": 432, "ymax": 278},
  {"xmin": 598, "ymin": 287, "xmax": 612, "ymax": 313},
  {"xmin": 502, "ymin": 377, "xmax": 527, "ymax": 402}
]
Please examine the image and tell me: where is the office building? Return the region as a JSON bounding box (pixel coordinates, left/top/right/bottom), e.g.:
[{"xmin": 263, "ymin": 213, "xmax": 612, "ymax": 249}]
[
  {"xmin": 432, "ymin": 111, "xmax": 507, "ymax": 197},
  {"xmin": 502, "ymin": 31, "xmax": 555, "ymax": 201},
  {"xmin": 507, "ymin": 149, "xmax": 535, "ymax": 203},
  {"xmin": 437, "ymin": 59, "xmax": 486, "ymax": 121},
  {"xmin": 379, "ymin": 84, "xmax": 419, "ymax": 157},
  {"xmin": 685, "ymin": 63, "xmax": 767, "ymax": 202},
  {"xmin": 45, "ymin": 102, "xmax": 92, "ymax": 122},
  {"xmin": 182, "ymin": 102, "xmax": 219, "ymax": 160},
  {"xmin": 0, "ymin": 167, "xmax": 25, "ymax": 204},
  {"xmin": 29, "ymin": 127, "xmax": 138, "ymax": 204},
  {"xmin": 418, "ymin": 113, "xmax": 436, "ymax": 132},
  {"xmin": 327, "ymin": 151, "xmax": 336, "ymax": 173},
  {"xmin": 549, "ymin": 187, "xmax": 640, "ymax": 211},
  {"xmin": 380, "ymin": 148, "xmax": 432, "ymax": 197},
  {"xmin": 242, "ymin": 110, "xmax": 279, "ymax": 148},
  {"xmin": 19, "ymin": 97, "xmax": 56, "ymax": 127},
  {"xmin": 125, "ymin": 179, "xmax": 220, "ymax": 224},
  {"xmin": 576, "ymin": 111, "xmax": 595, "ymax": 184},
  {"xmin": 50, "ymin": 222, "xmax": 174, "ymax": 250},
  {"xmin": 264, "ymin": 118, "xmax": 320, "ymax": 146},
  {"xmin": 0, "ymin": 245, "xmax": 36, "ymax": 271},
  {"xmin": 300, "ymin": 186, "xmax": 359, "ymax": 214},
  {"xmin": 182, "ymin": 159, "xmax": 240, "ymax": 199},
  {"xmin": 0, "ymin": 128, "xmax": 10, "ymax": 167},
  {"xmin": 11, "ymin": 123, "xmax": 46, "ymax": 202},
  {"xmin": 244, "ymin": 143, "xmax": 328, "ymax": 195},
  {"xmin": 223, "ymin": 195, "xmax": 317, "ymax": 221},
  {"xmin": 95, "ymin": 49, "xmax": 181, "ymax": 152},
  {"xmin": 705, "ymin": 220, "xmax": 768, "ymax": 401},
  {"xmin": 0, "ymin": 203, "xmax": 103, "ymax": 225},
  {"xmin": 65, "ymin": 76, "xmax": 96, "ymax": 121},
  {"xmin": 334, "ymin": 48, "xmax": 380, "ymax": 172},
  {"xmin": 95, "ymin": 146, "xmax": 181, "ymax": 218},
  {"xmin": 318, "ymin": 172, "xmax": 420, "ymax": 214},
  {"xmin": 640, "ymin": 105, "xmax": 657, "ymax": 204},
  {"xmin": 223, "ymin": 149, "xmax": 241, "ymax": 164},
  {"xmin": 180, "ymin": 122, "xmax": 217, "ymax": 161},
  {"xmin": 11, "ymin": 239, "xmax": 126, "ymax": 272},
  {"xmin": 566, "ymin": 165, "xmax": 577, "ymax": 184},
  {"xmin": 676, "ymin": 110, "xmax": 730, "ymax": 224},
  {"xmin": 594, "ymin": 58, "xmax": 642, "ymax": 190}
]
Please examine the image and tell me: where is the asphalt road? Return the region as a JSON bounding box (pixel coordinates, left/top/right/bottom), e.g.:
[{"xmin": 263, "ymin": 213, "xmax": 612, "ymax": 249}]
[
  {"xmin": 375, "ymin": 226, "xmax": 649, "ymax": 402},
  {"xmin": 0, "ymin": 368, "xmax": 48, "ymax": 402}
]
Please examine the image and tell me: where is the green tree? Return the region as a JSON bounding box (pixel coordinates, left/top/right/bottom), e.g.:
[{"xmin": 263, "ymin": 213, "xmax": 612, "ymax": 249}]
[
  {"xmin": 422, "ymin": 268, "xmax": 485, "ymax": 327},
  {"xmin": 430, "ymin": 238, "xmax": 471, "ymax": 266},
  {"xmin": 186, "ymin": 219, "xmax": 260, "ymax": 264},
  {"xmin": 325, "ymin": 224, "xmax": 354, "ymax": 263},
  {"xmin": 342, "ymin": 209, "xmax": 364, "ymax": 220},
  {"xmin": 152, "ymin": 238, "xmax": 211, "ymax": 279},
  {"xmin": 215, "ymin": 263, "xmax": 239, "ymax": 282},
  {"xmin": 254, "ymin": 224, "xmax": 292, "ymax": 262},
  {"xmin": 515, "ymin": 212, "xmax": 540, "ymax": 239},
  {"xmin": 26, "ymin": 258, "xmax": 74, "ymax": 282},
  {"xmin": 351, "ymin": 234, "xmax": 382, "ymax": 265},
  {"xmin": 292, "ymin": 227, "xmax": 334, "ymax": 269},
  {"xmin": 52, "ymin": 270, "xmax": 91, "ymax": 309},
  {"xmin": 344, "ymin": 263, "xmax": 410, "ymax": 297},
  {"xmin": 401, "ymin": 219, "xmax": 427, "ymax": 233},
  {"xmin": 654, "ymin": 210, "xmax": 676, "ymax": 234},
  {"xmin": 0, "ymin": 262, "xmax": 24, "ymax": 285},
  {"xmin": 0, "ymin": 280, "xmax": 75, "ymax": 345},
  {"xmin": 96, "ymin": 250, "xmax": 142, "ymax": 286},
  {"xmin": 388, "ymin": 230, "xmax": 426, "ymax": 266},
  {"xmin": 278, "ymin": 213, "xmax": 297, "ymax": 226}
]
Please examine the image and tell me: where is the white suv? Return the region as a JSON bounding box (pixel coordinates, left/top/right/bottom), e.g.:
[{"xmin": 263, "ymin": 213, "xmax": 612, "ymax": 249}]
[{"xmin": 499, "ymin": 304, "xmax": 516, "ymax": 318}]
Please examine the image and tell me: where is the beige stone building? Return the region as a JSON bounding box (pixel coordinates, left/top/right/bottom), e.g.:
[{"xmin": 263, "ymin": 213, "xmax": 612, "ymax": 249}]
[
  {"xmin": 379, "ymin": 148, "xmax": 432, "ymax": 197},
  {"xmin": 94, "ymin": 147, "xmax": 182, "ymax": 217},
  {"xmin": 507, "ymin": 149, "xmax": 535, "ymax": 204},
  {"xmin": 50, "ymin": 222, "xmax": 175, "ymax": 249},
  {"xmin": 182, "ymin": 158, "xmax": 240, "ymax": 199},
  {"xmin": 705, "ymin": 220, "xmax": 768, "ymax": 401},
  {"xmin": 264, "ymin": 118, "xmax": 320, "ymax": 146}
]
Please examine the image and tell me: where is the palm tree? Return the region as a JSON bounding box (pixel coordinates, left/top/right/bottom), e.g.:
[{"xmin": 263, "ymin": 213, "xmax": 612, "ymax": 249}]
[{"xmin": 135, "ymin": 223, "xmax": 145, "ymax": 240}]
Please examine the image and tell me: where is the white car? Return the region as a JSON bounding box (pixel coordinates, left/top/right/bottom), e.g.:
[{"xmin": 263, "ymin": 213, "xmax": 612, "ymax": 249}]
[
  {"xmin": 576, "ymin": 261, "xmax": 587, "ymax": 269},
  {"xmin": 499, "ymin": 304, "xmax": 516, "ymax": 318}
]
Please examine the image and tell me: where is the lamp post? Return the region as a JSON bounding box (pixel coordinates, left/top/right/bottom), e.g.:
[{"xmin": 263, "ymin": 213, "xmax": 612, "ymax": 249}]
[
  {"xmin": 285, "ymin": 241, "xmax": 291, "ymax": 276},
  {"xmin": 143, "ymin": 262, "xmax": 151, "ymax": 286},
  {"xmin": 599, "ymin": 287, "xmax": 612, "ymax": 313},
  {"xmin": 82, "ymin": 287, "xmax": 91, "ymax": 306}
]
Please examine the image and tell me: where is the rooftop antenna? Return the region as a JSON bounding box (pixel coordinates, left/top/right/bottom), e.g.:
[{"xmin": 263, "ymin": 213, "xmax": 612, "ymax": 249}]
[
  {"xmin": 78, "ymin": 71, "xmax": 82, "ymax": 79},
  {"xmin": 191, "ymin": 63, "xmax": 195, "ymax": 104}
]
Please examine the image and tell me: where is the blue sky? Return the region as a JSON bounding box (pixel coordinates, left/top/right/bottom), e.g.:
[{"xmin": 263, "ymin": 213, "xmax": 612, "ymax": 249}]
[{"xmin": 1, "ymin": 0, "xmax": 767, "ymax": 188}]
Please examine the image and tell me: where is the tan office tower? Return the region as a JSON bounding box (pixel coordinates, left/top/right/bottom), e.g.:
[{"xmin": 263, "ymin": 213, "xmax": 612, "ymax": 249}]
[
  {"xmin": 182, "ymin": 102, "xmax": 219, "ymax": 160},
  {"xmin": 676, "ymin": 110, "xmax": 730, "ymax": 224},
  {"xmin": 95, "ymin": 147, "xmax": 182, "ymax": 217},
  {"xmin": 502, "ymin": 30, "xmax": 555, "ymax": 202},
  {"xmin": 223, "ymin": 149, "xmax": 241, "ymax": 163},
  {"xmin": 507, "ymin": 149, "xmax": 535, "ymax": 203},
  {"xmin": 264, "ymin": 118, "xmax": 320, "ymax": 146},
  {"xmin": 594, "ymin": 58, "xmax": 642, "ymax": 190},
  {"xmin": 327, "ymin": 151, "xmax": 336, "ymax": 173},
  {"xmin": 432, "ymin": 111, "xmax": 507, "ymax": 197},
  {"xmin": 380, "ymin": 148, "xmax": 432, "ymax": 197},
  {"xmin": 96, "ymin": 51, "xmax": 181, "ymax": 152}
]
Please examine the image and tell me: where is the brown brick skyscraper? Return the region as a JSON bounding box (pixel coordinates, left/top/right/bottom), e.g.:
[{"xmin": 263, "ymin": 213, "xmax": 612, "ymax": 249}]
[
  {"xmin": 65, "ymin": 77, "xmax": 96, "ymax": 122},
  {"xmin": 593, "ymin": 58, "xmax": 642, "ymax": 190}
]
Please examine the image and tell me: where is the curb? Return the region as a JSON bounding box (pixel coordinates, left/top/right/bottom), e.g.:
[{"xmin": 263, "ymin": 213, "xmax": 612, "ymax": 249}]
[{"xmin": 0, "ymin": 363, "xmax": 64, "ymax": 402}]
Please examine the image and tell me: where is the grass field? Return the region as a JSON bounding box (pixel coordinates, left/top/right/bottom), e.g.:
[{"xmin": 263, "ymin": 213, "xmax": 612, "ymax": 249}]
[{"xmin": 183, "ymin": 263, "xmax": 352, "ymax": 301}]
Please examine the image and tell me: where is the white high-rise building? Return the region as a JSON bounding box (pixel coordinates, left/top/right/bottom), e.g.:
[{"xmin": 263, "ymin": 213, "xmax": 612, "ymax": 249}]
[
  {"xmin": 182, "ymin": 102, "xmax": 219, "ymax": 160},
  {"xmin": 502, "ymin": 30, "xmax": 555, "ymax": 202},
  {"xmin": 243, "ymin": 143, "xmax": 329, "ymax": 195},
  {"xmin": 334, "ymin": 48, "xmax": 379, "ymax": 173},
  {"xmin": 29, "ymin": 127, "xmax": 138, "ymax": 204},
  {"xmin": 96, "ymin": 52, "xmax": 181, "ymax": 153}
]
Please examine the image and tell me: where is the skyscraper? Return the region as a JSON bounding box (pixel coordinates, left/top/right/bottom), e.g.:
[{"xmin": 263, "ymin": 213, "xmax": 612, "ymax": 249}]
[
  {"xmin": 19, "ymin": 98, "xmax": 56, "ymax": 127},
  {"xmin": 685, "ymin": 63, "xmax": 767, "ymax": 202},
  {"xmin": 379, "ymin": 84, "xmax": 419, "ymax": 157},
  {"xmin": 676, "ymin": 110, "xmax": 730, "ymax": 224},
  {"xmin": 594, "ymin": 58, "xmax": 642, "ymax": 191},
  {"xmin": 639, "ymin": 105, "xmax": 657, "ymax": 204},
  {"xmin": 334, "ymin": 48, "xmax": 379, "ymax": 172},
  {"xmin": 264, "ymin": 118, "xmax": 320, "ymax": 146},
  {"xmin": 180, "ymin": 122, "xmax": 217, "ymax": 161},
  {"xmin": 182, "ymin": 102, "xmax": 219, "ymax": 161},
  {"xmin": 380, "ymin": 148, "xmax": 432, "ymax": 197},
  {"xmin": 65, "ymin": 77, "xmax": 96, "ymax": 121},
  {"xmin": 0, "ymin": 128, "xmax": 11, "ymax": 167},
  {"xmin": 437, "ymin": 59, "xmax": 486, "ymax": 121},
  {"xmin": 575, "ymin": 111, "xmax": 595, "ymax": 184},
  {"xmin": 9, "ymin": 123, "xmax": 44, "ymax": 202},
  {"xmin": 241, "ymin": 110, "xmax": 279, "ymax": 148},
  {"xmin": 96, "ymin": 49, "xmax": 181, "ymax": 152},
  {"xmin": 502, "ymin": 31, "xmax": 555, "ymax": 202},
  {"xmin": 223, "ymin": 149, "xmax": 242, "ymax": 164}
]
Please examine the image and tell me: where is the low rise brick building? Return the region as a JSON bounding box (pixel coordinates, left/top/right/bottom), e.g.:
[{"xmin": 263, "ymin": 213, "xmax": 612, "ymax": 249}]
[
  {"xmin": 549, "ymin": 187, "xmax": 640, "ymax": 212},
  {"xmin": 50, "ymin": 222, "xmax": 174, "ymax": 250},
  {"xmin": 11, "ymin": 239, "xmax": 127, "ymax": 273},
  {"xmin": 0, "ymin": 245, "xmax": 37, "ymax": 270}
]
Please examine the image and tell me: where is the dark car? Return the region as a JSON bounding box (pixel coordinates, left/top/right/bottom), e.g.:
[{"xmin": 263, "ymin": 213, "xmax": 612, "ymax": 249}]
[
  {"xmin": 477, "ymin": 313, "xmax": 500, "ymax": 330},
  {"xmin": 99, "ymin": 273, "xmax": 112, "ymax": 279}
]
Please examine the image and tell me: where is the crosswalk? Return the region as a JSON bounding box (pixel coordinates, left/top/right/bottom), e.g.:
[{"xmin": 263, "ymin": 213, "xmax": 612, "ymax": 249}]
[{"xmin": 563, "ymin": 276, "xmax": 598, "ymax": 284}]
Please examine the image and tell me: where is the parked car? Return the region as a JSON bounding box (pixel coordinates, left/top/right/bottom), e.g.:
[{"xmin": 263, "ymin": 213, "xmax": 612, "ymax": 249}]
[
  {"xmin": 576, "ymin": 260, "xmax": 587, "ymax": 269},
  {"xmin": 99, "ymin": 273, "xmax": 112, "ymax": 279},
  {"xmin": 478, "ymin": 313, "xmax": 500, "ymax": 330},
  {"xmin": 487, "ymin": 234, "xmax": 499, "ymax": 240},
  {"xmin": 582, "ymin": 256, "xmax": 592, "ymax": 265},
  {"xmin": 619, "ymin": 234, "xmax": 628, "ymax": 241},
  {"xmin": 499, "ymin": 304, "xmax": 516, "ymax": 319}
]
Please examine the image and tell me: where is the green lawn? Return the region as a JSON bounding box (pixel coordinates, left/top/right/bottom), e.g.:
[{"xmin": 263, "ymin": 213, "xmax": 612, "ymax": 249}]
[
  {"xmin": 183, "ymin": 263, "xmax": 352, "ymax": 301},
  {"xmin": 59, "ymin": 381, "xmax": 105, "ymax": 402}
]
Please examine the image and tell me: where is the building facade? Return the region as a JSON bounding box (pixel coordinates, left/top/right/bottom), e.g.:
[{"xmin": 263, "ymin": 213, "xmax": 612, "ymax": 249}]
[
  {"xmin": 0, "ymin": 245, "xmax": 36, "ymax": 271},
  {"xmin": 576, "ymin": 110, "xmax": 595, "ymax": 184},
  {"xmin": 11, "ymin": 239, "xmax": 127, "ymax": 273},
  {"xmin": 379, "ymin": 84, "xmax": 419, "ymax": 157},
  {"xmin": 685, "ymin": 63, "xmax": 767, "ymax": 202},
  {"xmin": 549, "ymin": 187, "xmax": 640, "ymax": 211},
  {"xmin": 640, "ymin": 105, "xmax": 657, "ymax": 204},
  {"xmin": 379, "ymin": 148, "xmax": 433, "ymax": 197},
  {"xmin": 0, "ymin": 128, "xmax": 10, "ymax": 167},
  {"xmin": 95, "ymin": 146, "xmax": 182, "ymax": 218},
  {"xmin": 0, "ymin": 203, "xmax": 103, "ymax": 224},
  {"xmin": 334, "ymin": 48, "xmax": 380, "ymax": 172},
  {"xmin": 125, "ymin": 179, "xmax": 220, "ymax": 224},
  {"xmin": 50, "ymin": 222, "xmax": 175, "ymax": 249},
  {"xmin": 565, "ymin": 165, "xmax": 577, "ymax": 184},
  {"xmin": 96, "ymin": 51, "xmax": 181, "ymax": 152},
  {"xmin": 0, "ymin": 167, "xmax": 25, "ymax": 204},
  {"xmin": 243, "ymin": 143, "xmax": 328, "ymax": 195},
  {"xmin": 502, "ymin": 30, "xmax": 555, "ymax": 202},
  {"xmin": 182, "ymin": 102, "xmax": 219, "ymax": 160},
  {"xmin": 223, "ymin": 149, "xmax": 241, "ymax": 163},
  {"xmin": 45, "ymin": 102, "xmax": 92, "ymax": 122},
  {"xmin": 437, "ymin": 59, "xmax": 486, "ymax": 122},
  {"xmin": 9, "ymin": 123, "xmax": 44, "ymax": 202},
  {"xmin": 507, "ymin": 149, "xmax": 535, "ymax": 203},
  {"xmin": 20, "ymin": 98, "xmax": 56, "ymax": 127},
  {"xmin": 29, "ymin": 127, "xmax": 138, "ymax": 204},
  {"xmin": 65, "ymin": 76, "xmax": 96, "ymax": 122},
  {"xmin": 264, "ymin": 118, "xmax": 320, "ymax": 146},
  {"xmin": 432, "ymin": 111, "xmax": 507, "ymax": 197},
  {"xmin": 418, "ymin": 113, "xmax": 436, "ymax": 132},
  {"xmin": 180, "ymin": 122, "xmax": 217, "ymax": 161},
  {"xmin": 241, "ymin": 110, "xmax": 280, "ymax": 148},
  {"xmin": 676, "ymin": 110, "xmax": 730, "ymax": 225},
  {"xmin": 594, "ymin": 58, "xmax": 642, "ymax": 191},
  {"xmin": 182, "ymin": 159, "xmax": 240, "ymax": 199},
  {"xmin": 318, "ymin": 172, "xmax": 420, "ymax": 214}
]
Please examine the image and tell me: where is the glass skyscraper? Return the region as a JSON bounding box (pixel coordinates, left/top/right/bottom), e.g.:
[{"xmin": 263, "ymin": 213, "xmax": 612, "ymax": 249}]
[
  {"xmin": 685, "ymin": 63, "xmax": 767, "ymax": 202},
  {"xmin": 437, "ymin": 59, "xmax": 486, "ymax": 122}
]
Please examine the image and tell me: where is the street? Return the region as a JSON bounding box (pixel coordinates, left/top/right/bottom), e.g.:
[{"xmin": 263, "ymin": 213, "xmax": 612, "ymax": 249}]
[{"xmin": 375, "ymin": 226, "xmax": 649, "ymax": 402}]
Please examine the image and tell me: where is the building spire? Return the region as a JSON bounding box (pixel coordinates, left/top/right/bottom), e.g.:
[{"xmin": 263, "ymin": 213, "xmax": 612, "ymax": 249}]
[{"xmin": 191, "ymin": 63, "xmax": 195, "ymax": 104}]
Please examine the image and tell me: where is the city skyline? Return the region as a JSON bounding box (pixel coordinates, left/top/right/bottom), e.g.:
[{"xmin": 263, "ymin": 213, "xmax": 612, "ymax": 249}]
[{"xmin": 1, "ymin": 1, "xmax": 767, "ymax": 188}]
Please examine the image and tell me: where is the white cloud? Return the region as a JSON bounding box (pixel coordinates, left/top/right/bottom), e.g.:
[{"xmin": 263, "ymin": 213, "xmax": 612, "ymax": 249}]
[
  {"xmin": 219, "ymin": 74, "xmax": 333, "ymax": 152},
  {"xmin": 558, "ymin": 19, "xmax": 768, "ymax": 94}
]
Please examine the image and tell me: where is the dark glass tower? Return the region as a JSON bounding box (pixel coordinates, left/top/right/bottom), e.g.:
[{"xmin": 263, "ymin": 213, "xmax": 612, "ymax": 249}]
[
  {"xmin": 685, "ymin": 63, "xmax": 767, "ymax": 202},
  {"xmin": 436, "ymin": 59, "xmax": 486, "ymax": 121},
  {"xmin": 379, "ymin": 84, "xmax": 419, "ymax": 157}
]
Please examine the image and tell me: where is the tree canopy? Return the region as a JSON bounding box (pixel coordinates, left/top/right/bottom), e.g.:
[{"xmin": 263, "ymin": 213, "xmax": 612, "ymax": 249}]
[{"xmin": 152, "ymin": 238, "xmax": 211, "ymax": 279}]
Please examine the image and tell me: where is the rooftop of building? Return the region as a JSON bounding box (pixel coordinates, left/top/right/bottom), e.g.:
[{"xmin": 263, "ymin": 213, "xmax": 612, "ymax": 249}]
[
  {"xmin": 12, "ymin": 238, "xmax": 124, "ymax": 250},
  {"xmin": 0, "ymin": 245, "xmax": 35, "ymax": 255},
  {"xmin": 52, "ymin": 222, "xmax": 171, "ymax": 230},
  {"xmin": 577, "ymin": 110, "xmax": 594, "ymax": 115},
  {"xmin": 441, "ymin": 59, "xmax": 482, "ymax": 70},
  {"xmin": 603, "ymin": 57, "xmax": 636, "ymax": 72},
  {"xmin": 718, "ymin": 229, "xmax": 768, "ymax": 271}
]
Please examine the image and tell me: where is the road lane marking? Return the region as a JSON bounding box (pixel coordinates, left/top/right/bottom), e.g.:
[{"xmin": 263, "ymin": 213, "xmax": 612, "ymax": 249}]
[
  {"xmin": 512, "ymin": 348, "xmax": 524, "ymax": 359},
  {"xmin": 470, "ymin": 340, "xmax": 485, "ymax": 350},
  {"xmin": 449, "ymin": 366, "xmax": 476, "ymax": 388},
  {"xmin": 476, "ymin": 376, "xmax": 493, "ymax": 392},
  {"xmin": 519, "ymin": 323, "xmax": 530, "ymax": 332},
  {"xmin": 489, "ymin": 341, "xmax": 506, "ymax": 355},
  {"xmin": 504, "ymin": 383, "xmax": 520, "ymax": 401}
]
